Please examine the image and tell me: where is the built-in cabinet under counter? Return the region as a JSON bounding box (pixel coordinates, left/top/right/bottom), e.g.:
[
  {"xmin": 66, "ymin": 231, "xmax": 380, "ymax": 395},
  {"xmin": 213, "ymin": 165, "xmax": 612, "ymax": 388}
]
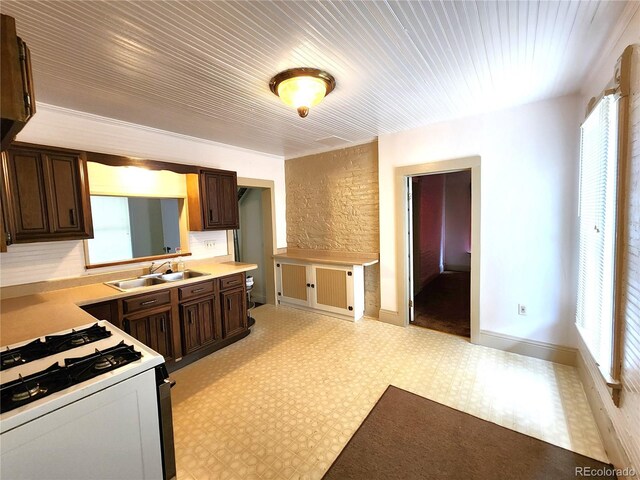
[
  {"xmin": 80, "ymin": 272, "xmax": 249, "ymax": 372},
  {"xmin": 274, "ymin": 250, "xmax": 378, "ymax": 321}
]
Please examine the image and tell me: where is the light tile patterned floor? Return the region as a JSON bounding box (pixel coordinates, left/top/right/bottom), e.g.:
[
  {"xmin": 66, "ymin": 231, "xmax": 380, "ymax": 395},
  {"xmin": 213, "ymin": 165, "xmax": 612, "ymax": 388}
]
[{"xmin": 171, "ymin": 305, "xmax": 607, "ymax": 480}]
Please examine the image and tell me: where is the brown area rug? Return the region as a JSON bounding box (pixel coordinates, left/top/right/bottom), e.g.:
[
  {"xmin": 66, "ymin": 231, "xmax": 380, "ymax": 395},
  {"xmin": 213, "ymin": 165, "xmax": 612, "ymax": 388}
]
[
  {"xmin": 413, "ymin": 271, "xmax": 470, "ymax": 337},
  {"xmin": 323, "ymin": 386, "xmax": 617, "ymax": 480}
]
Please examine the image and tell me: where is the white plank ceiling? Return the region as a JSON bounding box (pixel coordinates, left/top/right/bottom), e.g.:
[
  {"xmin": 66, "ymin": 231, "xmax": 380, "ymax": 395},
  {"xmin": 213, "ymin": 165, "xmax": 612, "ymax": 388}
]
[{"xmin": 0, "ymin": 1, "xmax": 633, "ymax": 157}]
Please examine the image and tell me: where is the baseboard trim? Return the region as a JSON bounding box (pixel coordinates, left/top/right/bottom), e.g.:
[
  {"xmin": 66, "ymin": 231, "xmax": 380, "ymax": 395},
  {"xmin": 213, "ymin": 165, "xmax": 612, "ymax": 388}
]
[
  {"xmin": 378, "ymin": 309, "xmax": 405, "ymax": 327},
  {"xmin": 478, "ymin": 330, "xmax": 577, "ymax": 366}
]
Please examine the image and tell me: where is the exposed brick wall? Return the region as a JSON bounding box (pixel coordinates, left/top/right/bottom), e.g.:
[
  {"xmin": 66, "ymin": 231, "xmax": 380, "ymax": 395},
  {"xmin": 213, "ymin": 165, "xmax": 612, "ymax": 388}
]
[{"xmin": 285, "ymin": 142, "xmax": 380, "ymax": 317}]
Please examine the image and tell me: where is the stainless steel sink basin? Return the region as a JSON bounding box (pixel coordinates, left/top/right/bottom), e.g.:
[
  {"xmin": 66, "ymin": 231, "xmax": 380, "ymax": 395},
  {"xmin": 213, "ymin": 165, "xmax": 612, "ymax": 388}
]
[
  {"xmin": 105, "ymin": 270, "xmax": 207, "ymax": 291},
  {"xmin": 160, "ymin": 270, "xmax": 207, "ymax": 282},
  {"xmin": 105, "ymin": 276, "xmax": 168, "ymax": 291}
]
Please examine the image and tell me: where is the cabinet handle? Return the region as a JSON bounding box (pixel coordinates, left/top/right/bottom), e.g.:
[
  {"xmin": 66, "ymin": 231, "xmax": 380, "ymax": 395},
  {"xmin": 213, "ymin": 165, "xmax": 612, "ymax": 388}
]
[
  {"xmin": 160, "ymin": 317, "xmax": 166, "ymax": 332},
  {"xmin": 226, "ymin": 280, "xmax": 239, "ymax": 286},
  {"xmin": 69, "ymin": 209, "xmax": 76, "ymax": 226},
  {"xmin": 306, "ymin": 283, "xmax": 311, "ymax": 287},
  {"xmin": 192, "ymin": 288, "xmax": 204, "ymax": 293},
  {"xmin": 209, "ymin": 209, "xmax": 214, "ymax": 222},
  {"xmin": 141, "ymin": 299, "xmax": 157, "ymax": 306},
  {"xmin": 189, "ymin": 311, "xmax": 194, "ymax": 325},
  {"xmin": 311, "ymin": 284, "xmax": 315, "ymax": 288},
  {"xmin": 227, "ymin": 298, "xmax": 231, "ymax": 310}
]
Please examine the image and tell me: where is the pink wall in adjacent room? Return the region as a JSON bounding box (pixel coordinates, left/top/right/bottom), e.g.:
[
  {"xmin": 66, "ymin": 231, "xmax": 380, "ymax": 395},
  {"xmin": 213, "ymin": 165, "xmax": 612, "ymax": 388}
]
[
  {"xmin": 444, "ymin": 170, "xmax": 472, "ymax": 271},
  {"xmin": 413, "ymin": 174, "xmax": 445, "ymax": 290}
]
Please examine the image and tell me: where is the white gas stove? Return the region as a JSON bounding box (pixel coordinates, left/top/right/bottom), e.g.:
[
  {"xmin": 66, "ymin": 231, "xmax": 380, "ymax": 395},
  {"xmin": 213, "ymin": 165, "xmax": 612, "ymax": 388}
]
[{"xmin": 0, "ymin": 320, "xmax": 176, "ymax": 479}]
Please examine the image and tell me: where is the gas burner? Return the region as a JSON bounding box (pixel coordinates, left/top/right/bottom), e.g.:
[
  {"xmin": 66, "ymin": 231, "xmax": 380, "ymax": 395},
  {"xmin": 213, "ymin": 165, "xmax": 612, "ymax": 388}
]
[
  {"xmin": 0, "ymin": 324, "xmax": 112, "ymax": 372},
  {"xmin": 0, "ymin": 363, "xmax": 69, "ymax": 414},
  {"xmin": 0, "ymin": 339, "xmax": 45, "ymax": 371},
  {"xmin": 2, "ymin": 352, "xmax": 23, "ymax": 368},
  {"xmin": 65, "ymin": 341, "xmax": 142, "ymax": 384},
  {"xmin": 94, "ymin": 355, "xmax": 116, "ymax": 371},
  {"xmin": 46, "ymin": 324, "xmax": 112, "ymax": 354},
  {"xmin": 70, "ymin": 335, "xmax": 89, "ymax": 346},
  {"xmin": 11, "ymin": 384, "xmax": 46, "ymax": 402}
]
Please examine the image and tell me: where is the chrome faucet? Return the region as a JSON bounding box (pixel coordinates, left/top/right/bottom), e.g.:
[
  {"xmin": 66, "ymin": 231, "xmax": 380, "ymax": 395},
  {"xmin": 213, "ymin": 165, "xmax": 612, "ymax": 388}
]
[{"xmin": 149, "ymin": 261, "xmax": 172, "ymax": 275}]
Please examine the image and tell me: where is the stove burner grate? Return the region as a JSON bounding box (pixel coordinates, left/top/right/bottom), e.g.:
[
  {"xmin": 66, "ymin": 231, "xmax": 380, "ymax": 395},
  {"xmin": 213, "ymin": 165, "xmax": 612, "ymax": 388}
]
[
  {"xmin": 0, "ymin": 341, "xmax": 142, "ymax": 414},
  {"xmin": 0, "ymin": 324, "xmax": 112, "ymax": 371}
]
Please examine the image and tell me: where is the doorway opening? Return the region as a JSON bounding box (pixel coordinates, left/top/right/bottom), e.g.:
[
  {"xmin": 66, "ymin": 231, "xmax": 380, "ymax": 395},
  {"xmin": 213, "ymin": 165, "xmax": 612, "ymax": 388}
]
[
  {"xmin": 408, "ymin": 170, "xmax": 471, "ymax": 337},
  {"xmin": 234, "ymin": 178, "xmax": 277, "ymax": 309}
]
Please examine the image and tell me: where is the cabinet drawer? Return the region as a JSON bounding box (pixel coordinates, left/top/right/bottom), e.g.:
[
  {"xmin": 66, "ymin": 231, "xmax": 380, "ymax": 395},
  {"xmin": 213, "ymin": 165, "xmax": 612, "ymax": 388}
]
[
  {"xmin": 179, "ymin": 280, "xmax": 215, "ymax": 301},
  {"xmin": 123, "ymin": 290, "xmax": 171, "ymax": 314},
  {"xmin": 219, "ymin": 273, "xmax": 244, "ymax": 291}
]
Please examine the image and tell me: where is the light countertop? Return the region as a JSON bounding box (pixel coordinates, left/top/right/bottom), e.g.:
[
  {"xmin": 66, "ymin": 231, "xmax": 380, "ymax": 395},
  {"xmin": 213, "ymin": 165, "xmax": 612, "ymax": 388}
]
[
  {"xmin": 0, "ymin": 261, "xmax": 257, "ymax": 347},
  {"xmin": 273, "ymin": 249, "xmax": 379, "ymax": 267}
]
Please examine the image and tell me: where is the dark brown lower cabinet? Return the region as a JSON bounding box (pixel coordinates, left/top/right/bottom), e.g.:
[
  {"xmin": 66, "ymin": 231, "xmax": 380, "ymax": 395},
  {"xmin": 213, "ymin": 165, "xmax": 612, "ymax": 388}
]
[
  {"xmin": 124, "ymin": 306, "xmax": 174, "ymax": 363},
  {"xmin": 80, "ymin": 301, "xmax": 118, "ymax": 324},
  {"xmin": 81, "ymin": 273, "xmax": 248, "ymax": 372},
  {"xmin": 221, "ymin": 287, "xmax": 246, "ymax": 338},
  {"xmin": 180, "ymin": 295, "xmax": 220, "ymax": 354}
]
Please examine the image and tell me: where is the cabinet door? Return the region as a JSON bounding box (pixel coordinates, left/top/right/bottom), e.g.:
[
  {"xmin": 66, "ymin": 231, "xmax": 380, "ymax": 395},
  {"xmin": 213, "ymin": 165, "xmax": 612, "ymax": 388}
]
[
  {"xmin": 181, "ymin": 303, "xmax": 201, "ymax": 354},
  {"xmin": 2, "ymin": 145, "xmax": 93, "ymax": 243},
  {"xmin": 125, "ymin": 308, "xmax": 174, "ymax": 362},
  {"xmin": 45, "ymin": 153, "xmax": 85, "ymax": 234},
  {"xmin": 5, "ymin": 149, "xmax": 50, "ymax": 241},
  {"xmin": 197, "ymin": 296, "xmax": 219, "ymax": 346},
  {"xmin": 202, "ymin": 172, "xmax": 221, "ymax": 229},
  {"xmin": 148, "ymin": 310, "xmax": 173, "ymax": 361},
  {"xmin": 276, "ymin": 261, "xmax": 310, "ymax": 307},
  {"xmin": 311, "ymin": 265, "xmax": 354, "ymax": 317},
  {"xmin": 221, "ymin": 287, "xmax": 246, "ymax": 338},
  {"xmin": 218, "ymin": 173, "xmax": 238, "ymax": 228}
]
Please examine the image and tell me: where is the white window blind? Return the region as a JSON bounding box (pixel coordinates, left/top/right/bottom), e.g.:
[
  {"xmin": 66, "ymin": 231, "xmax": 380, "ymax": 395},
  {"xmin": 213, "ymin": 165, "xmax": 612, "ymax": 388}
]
[{"xmin": 576, "ymin": 95, "xmax": 619, "ymax": 375}]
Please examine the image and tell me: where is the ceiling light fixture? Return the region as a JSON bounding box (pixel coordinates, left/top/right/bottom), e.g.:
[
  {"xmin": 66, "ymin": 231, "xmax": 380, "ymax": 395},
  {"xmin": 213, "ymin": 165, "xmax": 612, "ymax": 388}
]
[{"xmin": 269, "ymin": 68, "xmax": 336, "ymax": 118}]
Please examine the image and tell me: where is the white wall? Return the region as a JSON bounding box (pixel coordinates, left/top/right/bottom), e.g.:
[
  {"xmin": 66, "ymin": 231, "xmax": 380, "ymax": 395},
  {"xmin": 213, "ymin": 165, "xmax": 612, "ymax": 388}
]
[
  {"xmin": 379, "ymin": 94, "xmax": 581, "ymax": 346},
  {"xmin": 0, "ymin": 104, "xmax": 286, "ymax": 287}
]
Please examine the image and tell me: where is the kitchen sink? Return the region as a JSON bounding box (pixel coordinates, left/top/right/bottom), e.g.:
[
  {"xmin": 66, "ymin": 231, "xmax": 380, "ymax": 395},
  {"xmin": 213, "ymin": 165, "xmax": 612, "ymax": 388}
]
[
  {"xmin": 105, "ymin": 276, "xmax": 168, "ymax": 291},
  {"xmin": 160, "ymin": 270, "xmax": 207, "ymax": 282},
  {"xmin": 105, "ymin": 270, "xmax": 208, "ymax": 291}
]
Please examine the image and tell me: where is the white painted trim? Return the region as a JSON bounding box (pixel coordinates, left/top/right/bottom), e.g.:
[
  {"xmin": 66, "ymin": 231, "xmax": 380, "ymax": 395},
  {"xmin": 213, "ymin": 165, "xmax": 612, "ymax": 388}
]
[
  {"xmin": 478, "ymin": 330, "xmax": 577, "ymax": 366},
  {"xmin": 35, "ymin": 103, "xmax": 283, "ymax": 160},
  {"xmin": 392, "ymin": 156, "xmax": 481, "ymax": 344},
  {"xmin": 575, "ymin": 333, "xmax": 634, "ymax": 476},
  {"xmin": 378, "ymin": 309, "xmax": 404, "ymax": 327}
]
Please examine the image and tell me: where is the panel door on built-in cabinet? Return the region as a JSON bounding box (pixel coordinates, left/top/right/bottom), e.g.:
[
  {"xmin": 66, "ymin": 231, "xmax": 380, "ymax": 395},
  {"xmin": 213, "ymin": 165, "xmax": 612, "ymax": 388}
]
[{"xmin": 276, "ymin": 261, "xmax": 310, "ymax": 307}]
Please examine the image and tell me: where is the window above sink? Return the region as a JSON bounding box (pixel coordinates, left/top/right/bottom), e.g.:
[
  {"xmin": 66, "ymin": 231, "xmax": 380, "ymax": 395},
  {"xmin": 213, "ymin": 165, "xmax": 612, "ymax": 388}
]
[{"xmin": 84, "ymin": 163, "xmax": 192, "ymax": 269}]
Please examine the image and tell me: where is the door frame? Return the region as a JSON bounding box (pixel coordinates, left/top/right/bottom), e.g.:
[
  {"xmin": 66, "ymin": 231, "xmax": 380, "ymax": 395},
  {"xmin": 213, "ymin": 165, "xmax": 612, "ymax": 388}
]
[
  {"xmin": 237, "ymin": 177, "xmax": 277, "ymax": 305},
  {"xmin": 395, "ymin": 156, "xmax": 481, "ymax": 343}
]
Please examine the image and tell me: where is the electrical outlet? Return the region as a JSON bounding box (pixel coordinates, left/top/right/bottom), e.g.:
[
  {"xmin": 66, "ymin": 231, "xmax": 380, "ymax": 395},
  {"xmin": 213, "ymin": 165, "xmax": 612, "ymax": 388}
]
[
  {"xmin": 518, "ymin": 304, "xmax": 527, "ymax": 315},
  {"xmin": 205, "ymin": 241, "xmax": 216, "ymax": 248}
]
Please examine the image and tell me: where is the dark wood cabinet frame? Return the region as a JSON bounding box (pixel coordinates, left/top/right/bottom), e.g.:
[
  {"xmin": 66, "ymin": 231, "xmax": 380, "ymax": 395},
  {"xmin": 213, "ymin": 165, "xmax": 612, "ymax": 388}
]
[{"xmin": 82, "ymin": 273, "xmax": 249, "ymax": 372}]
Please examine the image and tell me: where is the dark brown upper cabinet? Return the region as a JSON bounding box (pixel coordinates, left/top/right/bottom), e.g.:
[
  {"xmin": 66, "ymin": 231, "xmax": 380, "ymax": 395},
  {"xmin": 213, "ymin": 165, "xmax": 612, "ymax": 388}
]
[
  {"xmin": 187, "ymin": 168, "xmax": 239, "ymax": 231},
  {"xmin": 1, "ymin": 14, "xmax": 35, "ymax": 151},
  {"xmin": 1, "ymin": 144, "xmax": 93, "ymax": 244}
]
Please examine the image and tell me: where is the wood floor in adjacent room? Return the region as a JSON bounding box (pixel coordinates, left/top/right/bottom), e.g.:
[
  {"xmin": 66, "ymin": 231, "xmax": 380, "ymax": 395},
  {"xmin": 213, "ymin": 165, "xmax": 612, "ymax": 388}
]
[
  {"xmin": 412, "ymin": 270, "xmax": 471, "ymax": 337},
  {"xmin": 170, "ymin": 305, "xmax": 606, "ymax": 480}
]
